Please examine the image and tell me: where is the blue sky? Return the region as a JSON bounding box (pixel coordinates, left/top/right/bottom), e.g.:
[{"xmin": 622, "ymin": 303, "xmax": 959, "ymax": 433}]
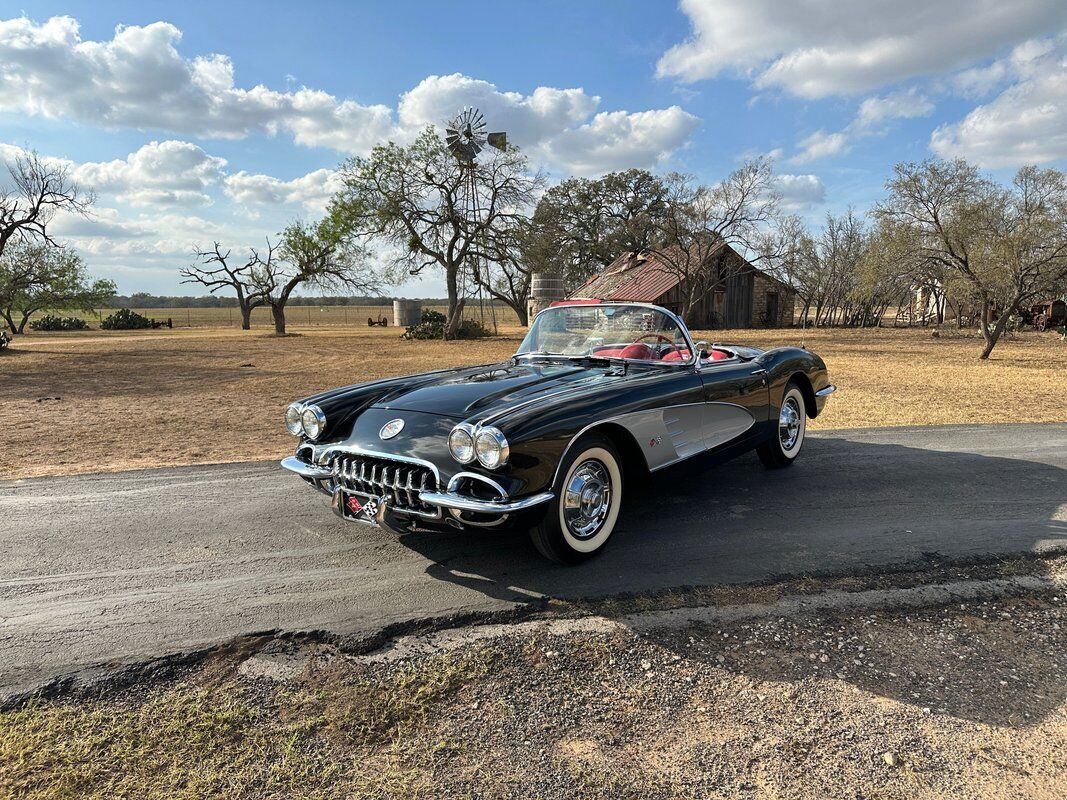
[{"xmin": 2, "ymin": 1, "xmax": 1065, "ymax": 295}]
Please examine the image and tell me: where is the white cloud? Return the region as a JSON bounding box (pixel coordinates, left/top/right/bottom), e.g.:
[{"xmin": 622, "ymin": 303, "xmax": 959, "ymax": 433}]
[
  {"xmin": 854, "ymin": 89, "xmax": 934, "ymax": 129},
  {"xmin": 791, "ymin": 131, "xmax": 849, "ymax": 164},
  {"xmin": 223, "ymin": 168, "xmax": 342, "ymax": 212},
  {"xmin": 73, "ymin": 140, "xmax": 226, "ymax": 206},
  {"xmin": 0, "ymin": 16, "xmax": 397, "ymax": 152},
  {"xmin": 658, "ymin": 0, "xmax": 1067, "ymax": 98},
  {"xmin": 0, "ymin": 17, "xmax": 700, "ymax": 175},
  {"xmin": 931, "ymin": 42, "xmax": 1067, "ymax": 167},
  {"xmin": 397, "ymin": 74, "xmax": 598, "ymax": 147},
  {"xmin": 790, "ymin": 88, "xmax": 933, "ymax": 164},
  {"xmin": 774, "ymin": 173, "xmax": 826, "ymax": 210},
  {"xmin": 534, "ymin": 107, "xmax": 701, "ymax": 177},
  {"xmin": 951, "ymin": 38, "xmax": 1057, "ymax": 96}
]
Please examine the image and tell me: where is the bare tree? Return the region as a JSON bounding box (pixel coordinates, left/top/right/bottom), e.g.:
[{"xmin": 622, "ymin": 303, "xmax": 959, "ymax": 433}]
[
  {"xmin": 875, "ymin": 159, "xmax": 1067, "ymax": 358},
  {"xmin": 0, "ymin": 151, "xmax": 93, "ymax": 258},
  {"xmin": 180, "ymin": 242, "xmax": 272, "ymax": 330},
  {"xmin": 253, "ymin": 219, "xmax": 380, "ymax": 335},
  {"xmin": 330, "ymin": 127, "xmax": 543, "ymax": 339},
  {"xmin": 647, "ymin": 160, "xmax": 781, "ymax": 326}
]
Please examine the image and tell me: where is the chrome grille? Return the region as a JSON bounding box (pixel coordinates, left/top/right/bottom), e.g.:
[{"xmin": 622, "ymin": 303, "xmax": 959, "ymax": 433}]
[{"xmin": 330, "ymin": 453, "xmax": 439, "ymax": 517}]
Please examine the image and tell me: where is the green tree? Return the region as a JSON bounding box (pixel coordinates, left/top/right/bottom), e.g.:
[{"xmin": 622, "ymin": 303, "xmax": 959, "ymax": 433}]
[
  {"xmin": 329, "ymin": 127, "xmax": 542, "ymax": 339},
  {"xmin": 526, "ymin": 169, "xmax": 669, "ymax": 290},
  {"xmin": 0, "ymin": 242, "xmax": 115, "ymax": 333},
  {"xmin": 253, "ymin": 218, "xmax": 379, "ymax": 335}
]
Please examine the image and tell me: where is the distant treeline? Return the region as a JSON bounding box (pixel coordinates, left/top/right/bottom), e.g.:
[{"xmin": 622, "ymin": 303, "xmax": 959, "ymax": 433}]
[{"xmin": 96, "ymin": 294, "xmax": 496, "ymax": 308}]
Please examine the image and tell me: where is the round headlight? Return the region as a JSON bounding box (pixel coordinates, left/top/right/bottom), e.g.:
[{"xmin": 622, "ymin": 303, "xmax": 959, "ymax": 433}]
[
  {"xmin": 448, "ymin": 424, "xmax": 475, "ymax": 464},
  {"xmin": 285, "ymin": 402, "xmax": 304, "ymax": 435},
  {"xmin": 300, "ymin": 404, "xmax": 326, "ymax": 440},
  {"xmin": 475, "ymin": 427, "xmax": 509, "ymax": 469}
]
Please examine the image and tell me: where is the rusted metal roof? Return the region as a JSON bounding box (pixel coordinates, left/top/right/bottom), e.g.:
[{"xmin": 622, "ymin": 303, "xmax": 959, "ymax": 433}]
[
  {"xmin": 609, "ymin": 263, "xmax": 680, "ymax": 302},
  {"xmin": 571, "ymin": 244, "xmax": 727, "ymax": 303}
]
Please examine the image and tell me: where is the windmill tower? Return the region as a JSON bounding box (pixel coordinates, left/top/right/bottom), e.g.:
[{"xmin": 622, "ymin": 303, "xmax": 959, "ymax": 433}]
[{"xmin": 444, "ymin": 107, "xmax": 506, "ymax": 331}]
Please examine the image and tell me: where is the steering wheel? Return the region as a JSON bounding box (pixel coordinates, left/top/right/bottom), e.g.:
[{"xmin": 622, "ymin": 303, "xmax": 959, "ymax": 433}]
[{"xmin": 633, "ymin": 333, "xmax": 674, "ymax": 345}]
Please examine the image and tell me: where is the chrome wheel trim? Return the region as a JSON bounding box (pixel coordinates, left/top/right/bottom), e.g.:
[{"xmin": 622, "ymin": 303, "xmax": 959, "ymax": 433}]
[
  {"xmin": 557, "ymin": 446, "xmax": 623, "ymax": 554},
  {"xmin": 778, "ymin": 389, "xmax": 806, "ymax": 457},
  {"xmin": 562, "ymin": 459, "xmax": 612, "ymax": 540}
]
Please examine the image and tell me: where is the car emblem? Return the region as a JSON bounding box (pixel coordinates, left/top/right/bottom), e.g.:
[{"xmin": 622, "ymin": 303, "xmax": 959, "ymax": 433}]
[{"xmin": 379, "ymin": 419, "xmax": 405, "ymax": 440}]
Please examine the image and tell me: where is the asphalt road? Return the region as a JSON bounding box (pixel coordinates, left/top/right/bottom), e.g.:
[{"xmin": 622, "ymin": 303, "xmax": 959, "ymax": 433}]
[{"xmin": 1, "ymin": 424, "xmax": 1065, "ymax": 698}]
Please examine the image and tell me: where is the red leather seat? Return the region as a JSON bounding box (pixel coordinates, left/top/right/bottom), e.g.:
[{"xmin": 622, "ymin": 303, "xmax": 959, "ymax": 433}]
[
  {"xmin": 662, "ymin": 348, "xmax": 730, "ymax": 362},
  {"xmin": 618, "ymin": 343, "xmax": 653, "ymax": 360}
]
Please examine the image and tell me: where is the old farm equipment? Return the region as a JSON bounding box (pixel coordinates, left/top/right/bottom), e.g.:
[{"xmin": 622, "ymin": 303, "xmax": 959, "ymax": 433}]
[{"xmin": 1019, "ymin": 298, "xmax": 1067, "ymax": 331}]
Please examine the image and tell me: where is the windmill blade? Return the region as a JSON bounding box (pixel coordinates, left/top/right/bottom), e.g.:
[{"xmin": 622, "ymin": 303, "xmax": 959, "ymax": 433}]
[{"xmin": 487, "ymin": 132, "xmax": 507, "ymax": 151}]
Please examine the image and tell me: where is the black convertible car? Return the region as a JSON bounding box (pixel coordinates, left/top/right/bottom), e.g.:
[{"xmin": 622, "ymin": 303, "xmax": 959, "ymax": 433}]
[{"xmin": 282, "ymin": 302, "xmax": 835, "ymax": 562}]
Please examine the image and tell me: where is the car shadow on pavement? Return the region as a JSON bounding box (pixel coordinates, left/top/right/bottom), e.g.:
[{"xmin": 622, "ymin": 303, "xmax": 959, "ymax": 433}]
[
  {"xmin": 402, "ymin": 435, "xmax": 1066, "ymax": 600},
  {"xmin": 397, "ymin": 435, "xmax": 1067, "ymax": 725}
]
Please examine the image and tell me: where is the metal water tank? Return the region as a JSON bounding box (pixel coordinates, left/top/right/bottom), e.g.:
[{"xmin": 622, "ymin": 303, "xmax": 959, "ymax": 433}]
[
  {"xmin": 393, "ymin": 299, "xmax": 422, "ymax": 327},
  {"xmin": 528, "ymin": 272, "xmax": 566, "ymax": 323}
]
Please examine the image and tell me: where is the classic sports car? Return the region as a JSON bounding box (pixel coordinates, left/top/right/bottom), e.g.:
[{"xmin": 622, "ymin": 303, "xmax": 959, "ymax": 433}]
[{"xmin": 282, "ymin": 302, "xmax": 835, "ymax": 563}]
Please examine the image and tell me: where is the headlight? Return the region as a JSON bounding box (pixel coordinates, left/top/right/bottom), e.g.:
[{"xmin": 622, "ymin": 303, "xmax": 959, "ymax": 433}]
[
  {"xmin": 285, "ymin": 402, "xmax": 304, "ymax": 435},
  {"xmin": 474, "ymin": 427, "xmax": 509, "ymax": 469},
  {"xmin": 300, "ymin": 404, "xmax": 326, "ymax": 439},
  {"xmin": 448, "ymin": 423, "xmax": 476, "ymax": 464}
]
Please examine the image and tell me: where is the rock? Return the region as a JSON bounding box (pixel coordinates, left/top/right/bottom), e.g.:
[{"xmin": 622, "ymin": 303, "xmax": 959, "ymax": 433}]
[{"xmin": 883, "ymin": 751, "xmax": 900, "ymax": 767}]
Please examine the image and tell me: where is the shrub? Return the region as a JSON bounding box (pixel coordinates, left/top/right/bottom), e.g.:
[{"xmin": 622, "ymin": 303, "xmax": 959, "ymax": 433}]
[
  {"xmin": 100, "ymin": 308, "xmax": 153, "ymax": 330},
  {"xmin": 402, "ymin": 309, "xmax": 446, "ymax": 340},
  {"xmin": 401, "ymin": 309, "xmax": 489, "ymax": 340},
  {"xmin": 30, "ymin": 314, "xmax": 90, "ymax": 331}
]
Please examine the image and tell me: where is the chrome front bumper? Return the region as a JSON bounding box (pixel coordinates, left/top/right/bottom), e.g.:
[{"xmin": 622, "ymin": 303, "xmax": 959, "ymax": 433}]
[
  {"xmin": 281, "ymin": 456, "xmax": 554, "ymax": 517},
  {"xmin": 281, "ymin": 456, "xmax": 332, "ymax": 479},
  {"xmin": 418, "ymin": 489, "xmax": 554, "ymax": 514}
]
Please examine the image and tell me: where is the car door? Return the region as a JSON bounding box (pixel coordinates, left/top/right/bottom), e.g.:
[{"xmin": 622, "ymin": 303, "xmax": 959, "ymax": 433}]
[{"xmin": 696, "ymin": 356, "xmax": 769, "ymax": 450}]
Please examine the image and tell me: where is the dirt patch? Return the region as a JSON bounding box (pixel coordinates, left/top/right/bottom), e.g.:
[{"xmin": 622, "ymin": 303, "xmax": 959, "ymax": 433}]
[
  {"xmin": 1, "ymin": 325, "xmax": 1064, "ymax": 480},
  {"xmin": 3, "ymin": 557, "xmax": 1065, "ymax": 799}
]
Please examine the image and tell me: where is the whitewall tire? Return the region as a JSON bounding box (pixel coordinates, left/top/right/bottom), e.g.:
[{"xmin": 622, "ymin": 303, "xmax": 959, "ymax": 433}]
[
  {"xmin": 757, "ymin": 382, "xmax": 807, "ymax": 468},
  {"xmin": 529, "ymin": 434, "xmax": 623, "ymax": 563}
]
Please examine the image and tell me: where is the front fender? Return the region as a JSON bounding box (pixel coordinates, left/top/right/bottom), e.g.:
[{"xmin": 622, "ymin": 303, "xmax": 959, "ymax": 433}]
[{"xmin": 756, "ymin": 347, "xmax": 830, "ymax": 418}]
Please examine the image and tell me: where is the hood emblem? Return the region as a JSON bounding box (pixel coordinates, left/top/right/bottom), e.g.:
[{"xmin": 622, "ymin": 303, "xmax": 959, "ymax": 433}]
[{"xmin": 379, "ymin": 419, "xmax": 405, "ymax": 440}]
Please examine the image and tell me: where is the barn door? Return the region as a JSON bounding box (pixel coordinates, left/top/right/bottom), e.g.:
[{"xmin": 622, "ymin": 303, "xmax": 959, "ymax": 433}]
[{"xmin": 724, "ymin": 272, "xmax": 753, "ymax": 328}]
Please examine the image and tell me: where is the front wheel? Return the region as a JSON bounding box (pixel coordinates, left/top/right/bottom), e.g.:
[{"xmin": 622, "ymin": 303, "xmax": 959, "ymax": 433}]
[
  {"xmin": 757, "ymin": 382, "xmax": 807, "ymax": 468},
  {"xmin": 529, "ymin": 433, "xmax": 623, "ymax": 564}
]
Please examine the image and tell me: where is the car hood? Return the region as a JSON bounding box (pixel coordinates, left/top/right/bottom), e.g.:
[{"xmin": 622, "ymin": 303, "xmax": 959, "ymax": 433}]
[{"xmin": 370, "ymin": 359, "xmax": 631, "ymax": 421}]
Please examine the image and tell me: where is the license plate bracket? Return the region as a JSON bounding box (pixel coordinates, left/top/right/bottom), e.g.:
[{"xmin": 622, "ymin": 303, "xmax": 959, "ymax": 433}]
[{"xmin": 339, "ymin": 491, "xmax": 382, "ymax": 522}]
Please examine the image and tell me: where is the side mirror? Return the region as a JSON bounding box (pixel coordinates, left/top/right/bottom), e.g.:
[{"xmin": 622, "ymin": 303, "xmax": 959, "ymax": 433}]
[{"xmin": 695, "ymin": 340, "xmax": 710, "ymax": 359}]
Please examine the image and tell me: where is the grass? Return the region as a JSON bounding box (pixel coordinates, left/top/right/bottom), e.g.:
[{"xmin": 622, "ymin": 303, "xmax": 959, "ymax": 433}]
[
  {"xmin": 0, "ymin": 649, "xmax": 496, "ymax": 799},
  {"xmin": 0, "ymin": 323, "xmax": 1064, "ymax": 480}
]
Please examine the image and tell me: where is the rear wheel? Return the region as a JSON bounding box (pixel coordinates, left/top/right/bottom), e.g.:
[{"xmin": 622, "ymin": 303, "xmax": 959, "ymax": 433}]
[
  {"xmin": 529, "ymin": 433, "xmax": 623, "ymax": 564},
  {"xmin": 757, "ymin": 382, "xmax": 807, "ymax": 468}
]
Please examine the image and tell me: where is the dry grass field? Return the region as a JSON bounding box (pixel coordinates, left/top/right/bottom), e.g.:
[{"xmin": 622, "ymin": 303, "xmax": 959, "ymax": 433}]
[
  {"xmin": 0, "ymin": 323, "xmax": 1064, "ymax": 480},
  {"xmin": 30, "ymin": 304, "xmax": 521, "ymax": 328}
]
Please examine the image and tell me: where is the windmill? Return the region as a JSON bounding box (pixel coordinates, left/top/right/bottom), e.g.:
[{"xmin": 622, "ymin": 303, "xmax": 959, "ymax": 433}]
[{"xmin": 444, "ymin": 107, "xmax": 507, "ymax": 330}]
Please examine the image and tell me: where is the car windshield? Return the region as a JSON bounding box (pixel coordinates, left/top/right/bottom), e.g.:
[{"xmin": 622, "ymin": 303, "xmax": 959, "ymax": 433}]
[{"xmin": 516, "ymin": 304, "xmax": 692, "ymax": 363}]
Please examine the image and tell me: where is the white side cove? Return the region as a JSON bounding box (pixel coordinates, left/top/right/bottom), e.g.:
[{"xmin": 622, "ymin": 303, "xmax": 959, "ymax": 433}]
[{"xmin": 608, "ymin": 402, "xmax": 756, "ymax": 471}]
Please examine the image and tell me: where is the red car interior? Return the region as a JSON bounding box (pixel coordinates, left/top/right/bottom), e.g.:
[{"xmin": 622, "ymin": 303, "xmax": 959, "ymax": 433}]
[{"xmin": 593, "ymin": 345, "xmax": 732, "ymax": 362}]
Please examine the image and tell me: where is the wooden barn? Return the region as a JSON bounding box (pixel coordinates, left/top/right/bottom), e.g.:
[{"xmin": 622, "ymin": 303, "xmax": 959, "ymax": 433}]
[{"xmin": 569, "ymin": 242, "xmax": 795, "ymax": 328}]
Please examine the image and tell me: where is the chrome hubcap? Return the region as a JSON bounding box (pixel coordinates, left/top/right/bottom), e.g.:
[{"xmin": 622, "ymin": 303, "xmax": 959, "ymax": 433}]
[
  {"xmin": 779, "ymin": 397, "xmax": 802, "ymax": 451},
  {"xmin": 563, "ymin": 459, "xmax": 612, "ymax": 539}
]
